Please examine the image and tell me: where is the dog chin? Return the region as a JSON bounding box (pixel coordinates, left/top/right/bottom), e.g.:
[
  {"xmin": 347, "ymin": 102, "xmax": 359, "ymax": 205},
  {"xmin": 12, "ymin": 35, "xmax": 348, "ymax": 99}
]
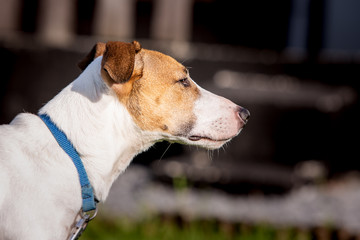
[
  {"xmin": 192, "ymin": 138, "xmax": 230, "ymax": 150},
  {"xmin": 168, "ymin": 134, "xmax": 234, "ymax": 150},
  {"xmin": 187, "ymin": 128, "xmax": 243, "ymax": 149}
]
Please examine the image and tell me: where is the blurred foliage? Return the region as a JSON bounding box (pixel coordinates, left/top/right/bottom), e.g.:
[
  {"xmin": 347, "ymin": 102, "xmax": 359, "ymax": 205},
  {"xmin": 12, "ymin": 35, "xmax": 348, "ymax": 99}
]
[{"xmin": 81, "ymin": 216, "xmax": 311, "ymax": 240}]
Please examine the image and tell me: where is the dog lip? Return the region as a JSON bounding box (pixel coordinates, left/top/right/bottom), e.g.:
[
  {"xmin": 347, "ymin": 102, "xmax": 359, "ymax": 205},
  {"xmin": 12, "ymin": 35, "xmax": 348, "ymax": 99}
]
[
  {"xmin": 188, "ymin": 135, "xmax": 230, "ymax": 142},
  {"xmin": 188, "ymin": 136, "xmax": 202, "ymax": 141}
]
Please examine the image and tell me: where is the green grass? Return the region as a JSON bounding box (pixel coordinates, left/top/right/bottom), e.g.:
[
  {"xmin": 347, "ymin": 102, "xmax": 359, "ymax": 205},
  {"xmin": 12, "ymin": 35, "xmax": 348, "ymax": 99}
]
[{"xmin": 81, "ymin": 216, "xmax": 311, "ymax": 240}]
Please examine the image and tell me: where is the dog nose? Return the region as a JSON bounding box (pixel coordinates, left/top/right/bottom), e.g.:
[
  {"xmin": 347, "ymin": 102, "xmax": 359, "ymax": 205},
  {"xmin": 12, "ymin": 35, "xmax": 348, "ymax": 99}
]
[{"xmin": 238, "ymin": 107, "xmax": 250, "ymax": 122}]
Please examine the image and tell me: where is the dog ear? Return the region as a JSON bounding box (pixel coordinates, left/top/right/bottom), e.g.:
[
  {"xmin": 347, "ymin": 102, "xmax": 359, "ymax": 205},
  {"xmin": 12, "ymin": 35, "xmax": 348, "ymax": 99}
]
[
  {"xmin": 101, "ymin": 41, "xmax": 142, "ymax": 83},
  {"xmin": 78, "ymin": 42, "xmax": 106, "ymax": 71}
]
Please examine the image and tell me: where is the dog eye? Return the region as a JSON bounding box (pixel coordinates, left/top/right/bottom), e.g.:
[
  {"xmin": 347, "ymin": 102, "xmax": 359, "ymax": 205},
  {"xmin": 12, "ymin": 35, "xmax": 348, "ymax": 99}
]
[{"xmin": 177, "ymin": 78, "xmax": 190, "ymax": 87}]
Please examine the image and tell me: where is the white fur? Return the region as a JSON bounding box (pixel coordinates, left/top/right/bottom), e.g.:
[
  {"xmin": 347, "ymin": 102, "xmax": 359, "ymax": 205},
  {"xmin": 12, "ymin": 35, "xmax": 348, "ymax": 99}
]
[
  {"xmin": 0, "ymin": 57, "xmax": 160, "ymax": 239},
  {"xmin": 173, "ymin": 79, "xmax": 244, "ymax": 149},
  {"xmin": 190, "ymin": 86, "xmax": 242, "ymax": 148},
  {"xmin": 0, "ymin": 55, "xmax": 244, "ymax": 239},
  {"xmin": 38, "ymin": 57, "xmax": 158, "ymax": 201}
]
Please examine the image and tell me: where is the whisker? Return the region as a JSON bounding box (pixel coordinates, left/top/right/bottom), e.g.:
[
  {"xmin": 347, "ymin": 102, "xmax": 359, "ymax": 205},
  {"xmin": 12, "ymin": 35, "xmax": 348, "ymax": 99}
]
[
  {"xmin": 207, "ymin": 149, "xmax": 214, "ymax": 162},
  {"xmin": 158, "ymin": 143, "xmax": 172, "ymax": 162}
]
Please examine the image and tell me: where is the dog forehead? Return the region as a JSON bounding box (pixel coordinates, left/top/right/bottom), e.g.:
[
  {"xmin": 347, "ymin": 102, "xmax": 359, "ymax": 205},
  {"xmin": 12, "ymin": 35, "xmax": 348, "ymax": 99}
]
[{"xmin": 142, "ymin": 49, "xmax": 186, "ymax": 78}]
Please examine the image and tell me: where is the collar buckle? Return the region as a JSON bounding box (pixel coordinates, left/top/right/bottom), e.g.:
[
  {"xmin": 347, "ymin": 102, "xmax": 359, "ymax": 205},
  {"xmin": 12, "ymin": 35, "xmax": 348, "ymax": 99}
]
[{"xmin": 68, "ymin": 208, "xmax": 98, "ymax": 240}]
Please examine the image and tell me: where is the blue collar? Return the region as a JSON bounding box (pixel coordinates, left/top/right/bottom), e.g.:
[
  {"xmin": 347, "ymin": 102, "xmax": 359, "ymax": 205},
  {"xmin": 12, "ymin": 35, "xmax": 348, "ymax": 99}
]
[{"xmin": 39, "ymin": 114, "xmax": 97, "ymax": 212}]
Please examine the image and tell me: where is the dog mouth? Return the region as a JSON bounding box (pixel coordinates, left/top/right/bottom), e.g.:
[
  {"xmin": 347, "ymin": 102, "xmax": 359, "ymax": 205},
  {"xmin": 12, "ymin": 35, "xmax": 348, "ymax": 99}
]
[
  {"xmin": 177, "ymin": 131, "xmax": 242, "ymax": 149},
  {"xmin": 188, "ymin": 135, "xmax": 232, "ymax": 142}
]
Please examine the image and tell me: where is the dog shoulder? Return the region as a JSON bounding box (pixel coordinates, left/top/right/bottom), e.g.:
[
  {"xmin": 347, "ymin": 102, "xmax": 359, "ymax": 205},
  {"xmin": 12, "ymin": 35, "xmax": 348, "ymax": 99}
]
[
  {"xmin": 3, "ymin": 113, "xmax": 45, "ymax": 136},
  {"xmin": 0, "ymin": 113, "xmax": 51, "ymax": 160}
]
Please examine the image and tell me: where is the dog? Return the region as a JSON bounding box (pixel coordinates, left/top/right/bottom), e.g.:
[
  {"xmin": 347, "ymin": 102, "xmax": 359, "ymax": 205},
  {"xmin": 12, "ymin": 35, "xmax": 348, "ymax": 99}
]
[{"xmin": 0, "ymin": 41, "xmax": 250, "ymax": 239}]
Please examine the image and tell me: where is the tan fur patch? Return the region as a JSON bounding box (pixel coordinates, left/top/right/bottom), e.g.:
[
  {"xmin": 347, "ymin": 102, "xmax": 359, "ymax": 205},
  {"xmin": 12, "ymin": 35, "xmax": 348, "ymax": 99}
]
[{"xmin": 106, "ymin": 48, "xmax": 199, "ymax": 136}]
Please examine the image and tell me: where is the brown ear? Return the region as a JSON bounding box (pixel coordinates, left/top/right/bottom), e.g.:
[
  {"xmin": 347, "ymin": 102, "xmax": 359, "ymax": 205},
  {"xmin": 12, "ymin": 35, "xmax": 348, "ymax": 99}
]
[
  {"xmin": 78, "ymin": 42, "xmax": 106, "ymax": 71},
  {"xmin": 102, "ymin": 41, "xmax": 142, "ymax": 83}
]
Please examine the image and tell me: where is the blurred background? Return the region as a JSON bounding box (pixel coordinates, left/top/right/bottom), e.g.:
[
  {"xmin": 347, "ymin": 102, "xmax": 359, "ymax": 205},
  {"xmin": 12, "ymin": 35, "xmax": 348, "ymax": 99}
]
[{"xmin": 1, "ymin": 0, "xmax": 360, "ymax": 239}]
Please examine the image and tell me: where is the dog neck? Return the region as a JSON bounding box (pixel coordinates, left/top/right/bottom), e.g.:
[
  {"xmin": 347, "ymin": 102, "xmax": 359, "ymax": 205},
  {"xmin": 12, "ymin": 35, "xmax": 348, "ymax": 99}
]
[{"xmin": 39, "ymin": 57, "xmax": 156, "ymax": 201}]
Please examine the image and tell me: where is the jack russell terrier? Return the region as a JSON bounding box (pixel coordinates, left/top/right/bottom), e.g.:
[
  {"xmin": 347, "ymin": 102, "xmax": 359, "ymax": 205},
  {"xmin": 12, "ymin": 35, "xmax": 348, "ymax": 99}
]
[{"xmin": 0, "ymin": 41, "xmax": 250, "ymax": 239}]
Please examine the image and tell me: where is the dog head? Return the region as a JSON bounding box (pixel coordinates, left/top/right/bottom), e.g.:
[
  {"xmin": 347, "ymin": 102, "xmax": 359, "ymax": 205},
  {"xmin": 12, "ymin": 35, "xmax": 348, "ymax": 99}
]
[{"xmin": 79, "ymin": 41, "xmax": 250, "ymax": 149}]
